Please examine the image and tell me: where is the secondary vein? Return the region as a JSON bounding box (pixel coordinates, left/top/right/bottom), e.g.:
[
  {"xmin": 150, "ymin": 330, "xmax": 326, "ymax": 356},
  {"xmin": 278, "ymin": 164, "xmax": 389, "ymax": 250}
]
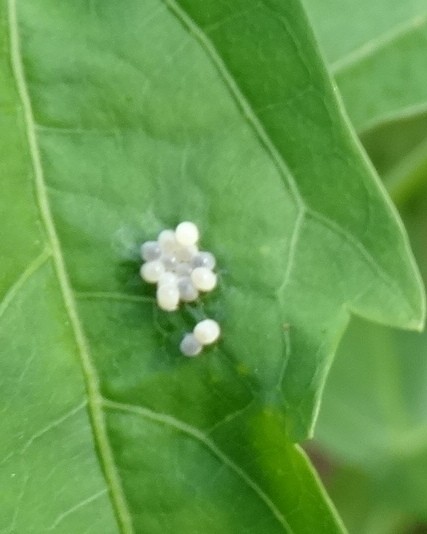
[
  {"xmin": 103, "ymin": 398, "xmax": 292, "ymax": 532},
  {"xmin": 0, "ymin": 247, "xmax": 51, "ymax": 319}
]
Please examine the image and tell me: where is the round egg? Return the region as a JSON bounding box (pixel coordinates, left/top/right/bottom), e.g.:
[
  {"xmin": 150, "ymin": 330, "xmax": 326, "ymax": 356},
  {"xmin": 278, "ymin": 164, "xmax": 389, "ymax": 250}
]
[
  {"xmin": 157, "ymin": 284, "xmax": 179, "ymax": 311},
  {"xmin": 158, "ymin": 229, "xmax": 177, "ymax": 252},
  {"xmin": 140, "ymin": 260, "xmax": 165, "ymax": 283},
  {"xmin": 194, "ymin": 319, "xmax": 221, "ymax": 345},
  {"xmin": 177, "ymin": 276, "xmax": 199, "ymax": 302},
  {"xmin": 175, "ymin": 262, "xmax": 193, "ymax": 277},
  {"xmin": 191, "ymin": 267, "xmax": 217, "ymax": 292},
  {"xmin": 140, "ymin": 241, "xmax": 161, "ymax": 262},
  {"xmin": 180, "ymin": 333, "xmax": 202, "ymax": 357},
  {"xmin": 158, "ymin": 272, "xmax": 178, "ymax": 287},
  {"xmin": 191, "ymin": 251, "xmax": 216, "ymax": 270},
  {"xmin": 175, "ymin": 221, "xmax": 199, "ymax": 247}
]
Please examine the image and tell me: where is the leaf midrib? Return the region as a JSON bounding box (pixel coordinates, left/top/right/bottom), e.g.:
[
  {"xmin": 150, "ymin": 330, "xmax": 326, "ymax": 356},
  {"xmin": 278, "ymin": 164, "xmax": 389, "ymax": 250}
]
[{"xmin": 7, "ymin": 1, "xmax": 133, "ymax": 532}]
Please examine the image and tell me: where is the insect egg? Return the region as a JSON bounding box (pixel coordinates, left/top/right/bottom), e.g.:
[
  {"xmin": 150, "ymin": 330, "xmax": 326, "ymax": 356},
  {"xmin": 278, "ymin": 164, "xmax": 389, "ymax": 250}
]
[
  {"xmin": 158, "ymin": 271, "xmax": 178, "ymax": 287},
  {"xmin": 140, "ymin": 241, "xmax": 161, "ymax": 261},
  {"xmin": 175, "ymin": 221, "xmax": 199, "ymax": 247},
  {"xmin": 175, "ymin": 244, "xmax": 198, "ymax": 262},
  {"xmin": 191, "ymin": 251, "xmax": 216, "ymax": 270},
  {"xmin": 191, "ymin": 267, "xmax": 217, "ymax": 292},
  {"xmin": 175, "ymin": 262, "xmax": 193, "ymax": 277},
  {"xmin": 177, "ymin": 276, "xmax": 199, "ymax": 302},
  {"xmin": 194, "ymin": 319, "xmax": 221, "ymax": 345},
  {"xmin": 140, "ymin": 260, "xmax": 165, "ymax": 283},
  {"xmin": 162, "ymin": 254, "xmax": 178, "ymax": 271},
  {"xmin": 140, "ymin": 222, "xmax": 221, "ymax": 353},
  {"xmin": 180, "ymin": 333, "xmax": 202, "ymax": 357},
  {"xmin": 156, "ymin": 284, "xmax": 180, "ymax": 312},
  {"xmin": 158, "ymin": 229, "xmax": 177, "ymax": 252}
]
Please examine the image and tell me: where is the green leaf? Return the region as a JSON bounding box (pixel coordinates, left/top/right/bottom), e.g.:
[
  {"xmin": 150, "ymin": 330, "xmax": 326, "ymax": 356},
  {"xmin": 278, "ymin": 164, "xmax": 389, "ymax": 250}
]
[
  {"xmin": 303, "ymin": 0, "xmax": 427, "ymax": 132},
  {"xmin": 315, "ymin": 182, "xmax": 427, "ymax": 524},
  {"xmin": 0, "ymin": 0, "xmax": 423, "ymax": 531}
]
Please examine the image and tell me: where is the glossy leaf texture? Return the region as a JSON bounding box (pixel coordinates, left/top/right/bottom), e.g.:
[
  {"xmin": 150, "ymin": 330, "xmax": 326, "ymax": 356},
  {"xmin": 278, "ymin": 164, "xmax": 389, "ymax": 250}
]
[
  {"xmin": 0, "ymin": 0, "xmax": 424, "ymax": 532},
  {"xmin": 303, "ymin": 0, "xmax": 427, "ymax": 132},
  {"xmin": 315, "ymin": 182, "xmax": 427, "ymax": 528}
]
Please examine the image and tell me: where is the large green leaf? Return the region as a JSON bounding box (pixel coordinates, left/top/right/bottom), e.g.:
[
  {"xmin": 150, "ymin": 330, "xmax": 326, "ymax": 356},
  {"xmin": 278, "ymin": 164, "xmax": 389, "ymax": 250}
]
[
  {"xmin": 303, "ymin": 0, "xmax": 427, "ymax": 132},
  {"xmin": 0, "ymin": 0, "xmax": 424, "ymax": 531}
]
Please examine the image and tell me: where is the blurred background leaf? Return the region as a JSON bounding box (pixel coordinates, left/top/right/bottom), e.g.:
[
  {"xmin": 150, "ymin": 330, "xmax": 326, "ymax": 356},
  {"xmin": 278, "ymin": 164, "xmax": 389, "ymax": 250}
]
[
  {"xmin": 303, "ymin": 1, "xmax": 427, "ymax": 532},
  {"xmin": 312, "ymin": 179, "xmax": 427, "ymax": 532},
  {"xmin": 303, "ymin": 0, "xmax": 427, "ymax": 132}
]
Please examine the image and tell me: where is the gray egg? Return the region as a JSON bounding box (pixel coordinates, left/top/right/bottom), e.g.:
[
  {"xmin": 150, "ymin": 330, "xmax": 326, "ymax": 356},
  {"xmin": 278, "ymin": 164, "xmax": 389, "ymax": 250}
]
[
  {"xmin": 175, "ymin": 262, "xmax": 193, "ymax": 277},
  {"xmin": 140, "ymin": 241, "xmax": 161, "ymax": 261},
  {"xmin": 162, "ymin": 254, "xmax": 178, "ymax": 271},
  {"xmin": 178, "ymin": 276, "xmax": 199, "ymax": 302},
  {"xmin": 180, "ymin": 333, "xmax": 202, "ymax": 357},
  {"xmin": 191, "ymin": 251, "xmax": 216, "ymax": 270}
]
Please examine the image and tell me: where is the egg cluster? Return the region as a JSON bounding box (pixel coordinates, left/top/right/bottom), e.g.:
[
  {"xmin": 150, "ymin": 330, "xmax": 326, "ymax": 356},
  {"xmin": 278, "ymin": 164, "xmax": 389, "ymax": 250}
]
[{"xmin": 140, "ymin": 221, "xmax": 220, "ymax": 356}]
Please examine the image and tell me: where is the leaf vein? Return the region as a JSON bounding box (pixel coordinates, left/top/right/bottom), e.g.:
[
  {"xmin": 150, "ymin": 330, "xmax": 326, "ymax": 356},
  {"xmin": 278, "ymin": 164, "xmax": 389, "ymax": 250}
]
[
  {"xmin": 102, "ymin": 398, "xmax": 292, "ymax": 532},
  {"xmin": 306, "ymin": 208, "xmax": 415, "ymax": 318},
  {"xmin": 47, "ymin": 488, "xmax": 108, "ymax": 530},
  {"xmin": 0, "ymin": 247, "xmax": 51, "ymax": 319},
  {"xmin": 161, "ymin": 0, "xmax": 304, "ymax": 209},
  {"xmin": 21, "ymin": 402, "xmax": 87, "ymax": 454}
]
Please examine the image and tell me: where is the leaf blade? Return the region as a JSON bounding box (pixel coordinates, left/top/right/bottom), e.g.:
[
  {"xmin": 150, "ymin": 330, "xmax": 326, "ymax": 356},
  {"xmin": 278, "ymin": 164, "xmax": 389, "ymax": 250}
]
[{"xmin": 1, "ymin": 0, "xmax": 424, "ymax": 531}]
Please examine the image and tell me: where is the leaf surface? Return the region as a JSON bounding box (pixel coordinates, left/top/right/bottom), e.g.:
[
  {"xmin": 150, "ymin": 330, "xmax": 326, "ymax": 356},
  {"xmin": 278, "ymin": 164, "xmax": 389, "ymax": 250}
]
[{"xmin": 0, "ymin": 0, "xmax": 424, "ymax": 531}]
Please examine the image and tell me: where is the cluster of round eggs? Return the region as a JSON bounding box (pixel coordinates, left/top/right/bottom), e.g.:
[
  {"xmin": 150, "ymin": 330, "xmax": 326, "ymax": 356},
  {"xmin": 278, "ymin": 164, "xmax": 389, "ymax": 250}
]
[{"xmin": 140, "ymin": 221, "xmax": 220, "ymax": 356}]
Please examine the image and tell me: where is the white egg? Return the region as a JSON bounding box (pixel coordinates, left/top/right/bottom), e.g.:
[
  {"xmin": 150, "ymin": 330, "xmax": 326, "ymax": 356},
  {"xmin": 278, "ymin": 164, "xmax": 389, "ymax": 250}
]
[
  {"xmin": 191, "ymin": 251, "xmax": 216, "ymax": 270},
  {"xmin": 180, "ymin": 333, "xmax": 202, "ymax": 357},
  {"xmin": 177, "ymin": 276, "xmax": 199, "ymax": 302},
  {"xmin": 175, "ymin": 244, "xmax": 198, "ymax": 262},
  {"xmin": 191, "ymin": 267, "xmax": 217, "ymax": 292},
  {"xmin": 140, "ymin": 241, "xmax": 161, "ymax": 261},
  {"xmin": 140, "ymin": 260, "xmax": 165, "ymax": 283},
  {"xmin": 156, "ymin": 284, "xmax": 180, "ymax": 311},
  {"xmin": 158, "ymin": 272, "xmax": 178, "ymax": 287},
  {"xmin": 158, "ymin": 229, "xmax": 177, "ymax": 252},
  {"xmin": 175, "ymin": 221, "xmax": 199, "ymax": 247},
  {"xmin": 194, "ymin": 319, "xmax": 221, "ymax": 345}
]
